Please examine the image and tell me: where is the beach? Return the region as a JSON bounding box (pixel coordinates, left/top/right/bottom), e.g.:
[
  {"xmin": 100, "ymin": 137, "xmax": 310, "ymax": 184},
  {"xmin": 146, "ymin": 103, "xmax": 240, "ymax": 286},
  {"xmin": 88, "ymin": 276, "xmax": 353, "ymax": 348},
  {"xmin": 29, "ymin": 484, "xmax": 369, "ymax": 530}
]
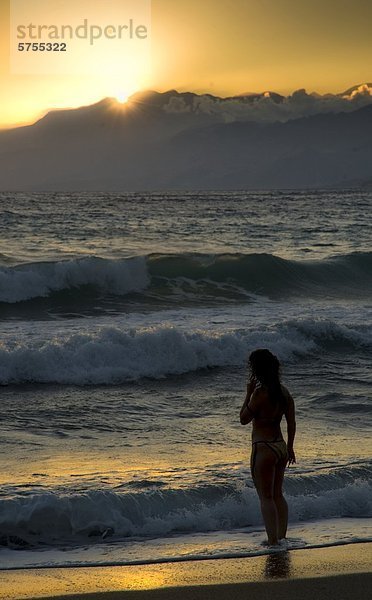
[
  {"xmin": 0, "ymin": 191, "xmax": 371, "ymax": 575},
  {"xmin": 0, "ymin": 543, "xmax": 371, "ymax": 600},
  {"xmin": 2, "ymin": 0, "xmax": 372, "ymax": 595}
]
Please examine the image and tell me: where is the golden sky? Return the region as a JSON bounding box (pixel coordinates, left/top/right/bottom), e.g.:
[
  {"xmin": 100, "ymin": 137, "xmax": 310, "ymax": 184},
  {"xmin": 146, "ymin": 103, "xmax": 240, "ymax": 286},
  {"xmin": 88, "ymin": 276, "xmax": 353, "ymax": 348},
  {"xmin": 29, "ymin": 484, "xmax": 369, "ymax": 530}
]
[{"xmin": 1, "ymin": 0, "xmax": 372, "ymax": 127}]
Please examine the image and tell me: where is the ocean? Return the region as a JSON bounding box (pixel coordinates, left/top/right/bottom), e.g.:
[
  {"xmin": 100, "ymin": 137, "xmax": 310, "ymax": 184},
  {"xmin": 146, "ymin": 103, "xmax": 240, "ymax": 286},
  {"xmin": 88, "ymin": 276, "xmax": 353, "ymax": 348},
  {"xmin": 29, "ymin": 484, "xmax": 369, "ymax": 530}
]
[{"xmin": 0, "ymin": 190, "xmax": 371, "ymax": 570}]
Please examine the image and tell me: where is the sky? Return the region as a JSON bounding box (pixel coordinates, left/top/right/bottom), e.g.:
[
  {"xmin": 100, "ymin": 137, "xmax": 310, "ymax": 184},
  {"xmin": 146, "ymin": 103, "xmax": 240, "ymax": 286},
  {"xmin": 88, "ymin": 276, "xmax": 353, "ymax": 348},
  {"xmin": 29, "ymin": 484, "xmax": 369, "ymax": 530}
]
[{"xmin": 0, "ymin": 0, "xmax": 372, "ymax": 127}]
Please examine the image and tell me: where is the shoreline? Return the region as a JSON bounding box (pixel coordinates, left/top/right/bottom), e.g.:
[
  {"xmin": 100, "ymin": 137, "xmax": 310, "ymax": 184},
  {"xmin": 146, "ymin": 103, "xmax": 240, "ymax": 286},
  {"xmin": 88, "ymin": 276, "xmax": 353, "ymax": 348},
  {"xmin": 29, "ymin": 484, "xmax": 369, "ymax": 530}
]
[
  {"xmin": 0, "ymin": 542, "xmax": 371, "ymax": 600},
  {"xmin": 1, "ymin": 537, "xmax": 371, "ymax": 572}
]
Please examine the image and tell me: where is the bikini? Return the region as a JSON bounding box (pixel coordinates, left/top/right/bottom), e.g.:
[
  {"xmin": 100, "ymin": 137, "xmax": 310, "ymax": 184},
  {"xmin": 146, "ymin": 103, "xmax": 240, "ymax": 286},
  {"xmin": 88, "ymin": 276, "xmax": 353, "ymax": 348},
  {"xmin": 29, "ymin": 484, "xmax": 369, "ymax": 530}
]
[
  {"xmin": 246, "ymin": 405, "xmax": 288, "ymax": 480},
  {"xmin": 250, "ymin": 438, "xmax": 288, "ymax": 481}
]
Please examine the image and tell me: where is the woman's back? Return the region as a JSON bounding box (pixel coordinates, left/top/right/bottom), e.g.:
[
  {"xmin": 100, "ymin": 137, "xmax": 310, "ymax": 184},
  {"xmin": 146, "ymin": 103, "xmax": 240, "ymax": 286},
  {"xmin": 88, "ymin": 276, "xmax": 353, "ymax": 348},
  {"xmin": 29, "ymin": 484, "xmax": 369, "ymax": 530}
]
[{"xmin": 250, "ymin": 383, "xmax": 288, "ymax": 442}]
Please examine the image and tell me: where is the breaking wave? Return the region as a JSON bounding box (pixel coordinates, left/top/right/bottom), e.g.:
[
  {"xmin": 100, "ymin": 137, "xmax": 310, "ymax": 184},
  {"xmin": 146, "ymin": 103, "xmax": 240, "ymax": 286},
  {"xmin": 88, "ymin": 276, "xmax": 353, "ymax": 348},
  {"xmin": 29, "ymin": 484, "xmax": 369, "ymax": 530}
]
[
  {"xmin": 0, "ymin": 251, "xmax": 371, "ymax": 306},
  {"xmin": 0, "ymin": 319, "xmax": 370, "ymax": 384},
  {"xmin": 0, "ymin": 256, "xmax": 149, "ymax": 303},
  {"xmin": 0, "ymin": 462, "xmax": 370, "ymax": 547}
]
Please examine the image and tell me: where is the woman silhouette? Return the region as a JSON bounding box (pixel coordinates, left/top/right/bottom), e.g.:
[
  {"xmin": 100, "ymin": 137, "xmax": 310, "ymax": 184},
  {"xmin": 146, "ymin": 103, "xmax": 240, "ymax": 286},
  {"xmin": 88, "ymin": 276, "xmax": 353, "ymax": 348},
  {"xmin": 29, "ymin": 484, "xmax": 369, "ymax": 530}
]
[{"xmin": 240, "ymin": 349, "xmax": 296, "ymax": 546}]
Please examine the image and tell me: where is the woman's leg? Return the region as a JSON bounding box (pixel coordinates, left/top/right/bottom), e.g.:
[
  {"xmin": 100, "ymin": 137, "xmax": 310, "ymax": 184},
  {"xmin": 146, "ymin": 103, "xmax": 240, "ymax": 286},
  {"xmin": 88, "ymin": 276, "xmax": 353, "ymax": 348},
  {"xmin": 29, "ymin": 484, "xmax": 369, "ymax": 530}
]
[
  {"xmin": 252, "ymin": 445, "xmax": 279, "ymax": 545},
  {"xmin": 273, "ymin": 457, "xmax": 288, "ymax": 540}
]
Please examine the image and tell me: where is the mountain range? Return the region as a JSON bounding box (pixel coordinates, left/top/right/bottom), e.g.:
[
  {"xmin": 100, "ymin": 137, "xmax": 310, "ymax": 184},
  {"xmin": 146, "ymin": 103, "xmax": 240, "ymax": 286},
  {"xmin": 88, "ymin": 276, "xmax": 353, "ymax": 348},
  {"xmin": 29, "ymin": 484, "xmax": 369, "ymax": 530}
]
[{"xmin": 0, "ymin": 84, "xmax": 372, "ymax": 190}]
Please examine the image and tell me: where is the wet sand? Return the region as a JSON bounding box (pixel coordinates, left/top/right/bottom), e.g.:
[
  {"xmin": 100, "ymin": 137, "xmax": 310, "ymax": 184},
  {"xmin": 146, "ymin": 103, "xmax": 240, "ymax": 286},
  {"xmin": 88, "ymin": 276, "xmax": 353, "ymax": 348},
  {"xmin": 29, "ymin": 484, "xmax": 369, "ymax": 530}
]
[{"xmin": 0, "ymin": 542, "xmax": 371, "ymax": 600}]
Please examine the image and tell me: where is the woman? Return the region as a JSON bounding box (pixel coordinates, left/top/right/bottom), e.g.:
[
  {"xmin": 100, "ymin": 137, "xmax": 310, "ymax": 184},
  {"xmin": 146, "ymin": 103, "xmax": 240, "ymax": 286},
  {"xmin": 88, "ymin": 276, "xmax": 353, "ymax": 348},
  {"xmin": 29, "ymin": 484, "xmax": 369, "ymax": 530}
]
[{"xmin": 240, "ymin": 349, "xmax": 296, "ymax": 546}]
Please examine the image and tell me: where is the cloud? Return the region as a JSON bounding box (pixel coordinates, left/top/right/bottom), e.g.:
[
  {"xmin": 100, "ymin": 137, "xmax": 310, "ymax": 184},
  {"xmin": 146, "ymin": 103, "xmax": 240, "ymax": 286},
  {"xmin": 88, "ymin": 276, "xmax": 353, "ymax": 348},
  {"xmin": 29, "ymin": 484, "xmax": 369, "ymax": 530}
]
[
  {"xmin": 162, "ymin": 84, "xmax": 372, "ymax": 123},
  {"xmin": 346, "ymin": 83, "xmax": 372, "ymax": 99},
  {"xmin": 163, "ymin": 96, "xmax": 191, "ymax": 113}
]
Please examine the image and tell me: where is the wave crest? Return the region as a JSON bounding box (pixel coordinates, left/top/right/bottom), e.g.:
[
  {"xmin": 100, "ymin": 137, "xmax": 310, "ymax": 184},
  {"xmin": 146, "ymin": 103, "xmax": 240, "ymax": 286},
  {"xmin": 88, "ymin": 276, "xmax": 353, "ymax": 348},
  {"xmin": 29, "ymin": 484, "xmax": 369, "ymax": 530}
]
[
  {"xmin": 0, "ymin": 256, "xmax": 149, "ymax": 303},
  {"xmin": 0, "ymin": 464, "xmax": 370, "ymax": 545},
  {"xmin": 1, "ymin": 251, "xmax": 371, "ymax": 305},
  {"xmin": 0, "ymin": 319, "xmax": 370, "ymax": 384}
]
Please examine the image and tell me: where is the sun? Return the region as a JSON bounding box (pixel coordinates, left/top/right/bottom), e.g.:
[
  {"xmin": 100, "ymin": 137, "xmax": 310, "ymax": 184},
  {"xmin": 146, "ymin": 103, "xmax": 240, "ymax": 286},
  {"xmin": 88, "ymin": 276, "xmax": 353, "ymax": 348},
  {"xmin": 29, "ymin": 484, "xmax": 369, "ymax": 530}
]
[{"xmin": 116, "ymin": 92, "xmax": 130, "ymax": 104}]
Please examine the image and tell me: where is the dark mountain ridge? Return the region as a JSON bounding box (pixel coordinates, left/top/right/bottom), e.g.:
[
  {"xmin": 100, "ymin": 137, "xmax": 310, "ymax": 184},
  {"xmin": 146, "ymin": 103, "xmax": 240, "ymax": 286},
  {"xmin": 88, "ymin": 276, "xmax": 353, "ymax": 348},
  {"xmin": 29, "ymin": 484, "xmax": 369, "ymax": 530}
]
[{"xmin": 1, "ymin": 88, "xmax": 371, "ymax": 190}]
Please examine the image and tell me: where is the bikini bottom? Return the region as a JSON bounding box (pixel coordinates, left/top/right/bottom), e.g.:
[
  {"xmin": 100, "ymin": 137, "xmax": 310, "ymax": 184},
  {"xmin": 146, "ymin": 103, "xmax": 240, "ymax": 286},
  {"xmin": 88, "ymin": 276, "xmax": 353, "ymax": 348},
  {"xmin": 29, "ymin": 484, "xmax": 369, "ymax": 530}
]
[{"xmin": 250, "ymin": 439, "xmax": 288, "ymax": 481}]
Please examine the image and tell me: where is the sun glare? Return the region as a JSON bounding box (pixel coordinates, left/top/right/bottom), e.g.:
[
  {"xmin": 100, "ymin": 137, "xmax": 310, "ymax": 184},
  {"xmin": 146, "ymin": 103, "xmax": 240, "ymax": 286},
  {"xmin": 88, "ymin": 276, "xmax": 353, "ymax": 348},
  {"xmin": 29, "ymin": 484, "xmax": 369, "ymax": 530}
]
[{"xmin": 116, "ymin": 92, "xmax": 129, "ymax": 104}]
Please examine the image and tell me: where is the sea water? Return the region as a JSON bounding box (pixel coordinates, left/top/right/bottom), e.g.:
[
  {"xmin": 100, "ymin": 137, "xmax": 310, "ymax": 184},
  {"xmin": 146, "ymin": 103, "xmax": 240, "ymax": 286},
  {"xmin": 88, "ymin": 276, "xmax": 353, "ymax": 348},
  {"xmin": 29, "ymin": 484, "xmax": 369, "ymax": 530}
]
[{"xmin": 0, "ymin": 190, "xmax": 371, "ymax": 569}]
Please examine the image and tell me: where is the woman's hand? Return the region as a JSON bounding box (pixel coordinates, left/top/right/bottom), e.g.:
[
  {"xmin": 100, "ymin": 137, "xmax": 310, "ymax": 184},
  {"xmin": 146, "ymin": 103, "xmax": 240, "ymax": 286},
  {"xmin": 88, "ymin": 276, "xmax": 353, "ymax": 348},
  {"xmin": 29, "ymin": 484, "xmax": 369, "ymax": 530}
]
[
  {"xmin": 249, "ymin": 374, "xmax": 257, "ymax": 386},
  {"xmin": 246, "ymin": 375, "xmax": 257, "ymax": 399},
  {"xmin": 287, "ymin": 447, "xmax": 296, "ymax": 466}
]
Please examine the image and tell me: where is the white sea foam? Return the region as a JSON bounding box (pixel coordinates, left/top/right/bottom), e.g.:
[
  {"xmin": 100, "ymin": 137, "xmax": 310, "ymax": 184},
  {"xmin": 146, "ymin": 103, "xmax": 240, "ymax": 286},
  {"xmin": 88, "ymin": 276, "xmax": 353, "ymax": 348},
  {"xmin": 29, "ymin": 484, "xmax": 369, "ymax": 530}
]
[
  {"xmin": 0, "ymin": 256, "xmax": 149, "ymax": 302},
  {"xmin": 0, "ymin": 319, "xmax": 370, "ymax": 385},
  {"xmin": 0, "ymin": 325, "xmax": 310, "ymax": 384},
  {"xmin": 0, "ymin": 476, "xmax": 370, "ymax": 545}
]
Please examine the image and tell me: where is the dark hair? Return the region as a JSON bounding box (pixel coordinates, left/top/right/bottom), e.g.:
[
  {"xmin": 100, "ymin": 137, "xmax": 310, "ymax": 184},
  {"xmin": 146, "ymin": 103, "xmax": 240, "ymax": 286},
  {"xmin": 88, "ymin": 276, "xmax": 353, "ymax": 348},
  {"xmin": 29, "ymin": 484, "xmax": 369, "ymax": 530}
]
[{"xmin": 248, "ymin": 349, "xmax": 286, "ymax": 408}]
